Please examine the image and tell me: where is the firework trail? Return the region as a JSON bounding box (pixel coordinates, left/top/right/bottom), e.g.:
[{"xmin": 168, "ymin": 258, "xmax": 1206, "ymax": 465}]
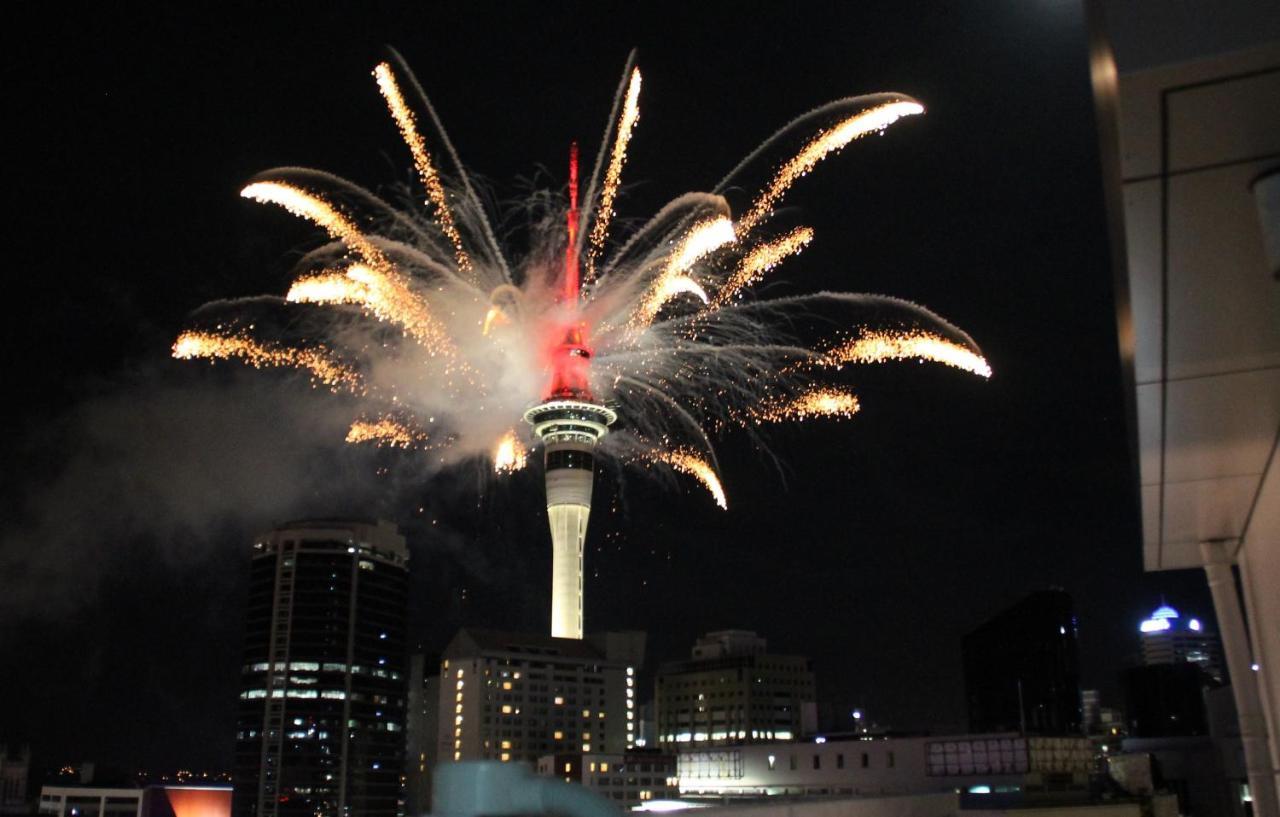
[{"xmin": 175, "ymin": 52, "xmax": 989, "ymax": 514}]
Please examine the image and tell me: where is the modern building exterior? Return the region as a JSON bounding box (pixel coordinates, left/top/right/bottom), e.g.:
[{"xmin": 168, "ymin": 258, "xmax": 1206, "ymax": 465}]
[
  {"xmin": 438, "ymin": 628, "xmax": 645, "ymax": 764},
  {"xmin": 232, "ymin": 519, "xmax": 409, "ymax": 817},
  {"xmin": 1099, "ymin": 6, "xmax": 1280, "ymax": 814},
  {"xmin": 1138, "ymin": 604, "xmax": 1225, "ymax": 683},
  {"xmin": 656, "ymin": 631, "xmax": 815, "ymax": 749},
  {"xmin": 962, "ymin": 590, "xmax": 1081, "ymax": 735},
  {"xmin": 675, "ymin": 733, "xmax": 1093, "ymax": 801},
  {"xmin": 536, "ymin": 750, "xmax": 679, "ymax": 807}
]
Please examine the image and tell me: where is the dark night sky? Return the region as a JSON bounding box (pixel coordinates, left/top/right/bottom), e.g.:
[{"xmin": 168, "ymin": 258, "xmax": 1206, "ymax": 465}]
[{"xmin": 2, "ymin": 1, "xmax": 1216, "ymax": 773}]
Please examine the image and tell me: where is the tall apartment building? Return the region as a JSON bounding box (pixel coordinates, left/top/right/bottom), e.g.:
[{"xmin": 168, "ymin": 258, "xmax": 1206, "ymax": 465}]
[
  {"xmin": 233, "ymin": 519, "xmax": 409, "ymax": 817},
  {"xmin": 963, "ymin": 590, "xmax": 1081, "ymax": 735},
  {"xmin": 438, "ymin": 629, "xmax": 645, "ymax": 765},
  {"xmin": 656, "ymin": 630, "xmax": 815, "ymax": 749}
]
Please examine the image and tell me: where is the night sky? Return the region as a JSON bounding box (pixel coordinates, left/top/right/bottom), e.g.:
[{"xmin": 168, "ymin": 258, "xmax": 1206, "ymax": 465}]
[{"xmin": 2, "ymin": 2, "xmax": 1215, "ymax": 773}]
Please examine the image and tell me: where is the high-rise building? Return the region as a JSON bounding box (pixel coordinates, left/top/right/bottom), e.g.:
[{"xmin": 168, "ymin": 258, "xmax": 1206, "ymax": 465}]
[
  {"xmin": 655, "ymin": 630, "xmax": 815, "ymax": 749},
  {"xmin": 438, "ymin": 628, "xmax": 645, "ymax": 765},
  {"xmin": 233, "ymin": 519, "xmax": 409, "ymax": 817},
  {"xmin": 1138, "ymin": 604, "xmax": 1225, "ymax": 683},
  {"xmin": 963, "ymin": 590, "xmax": 1081, "ymax": 735}
]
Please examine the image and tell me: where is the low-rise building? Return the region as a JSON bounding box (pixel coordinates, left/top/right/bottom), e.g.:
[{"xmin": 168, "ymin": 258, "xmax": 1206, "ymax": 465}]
[
  {"xmin": 537, "ymin": 750, "xmax": 679, "ymax": 807},
  {"xmin": 676, "ymin": 733, "xmax": 1093, "ymax": 801}
]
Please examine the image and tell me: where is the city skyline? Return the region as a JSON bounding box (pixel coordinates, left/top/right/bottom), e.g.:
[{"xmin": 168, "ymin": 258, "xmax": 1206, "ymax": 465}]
[{"xmin": 0, "ymin": 2, "xmax": 1221, "ymax": 774}]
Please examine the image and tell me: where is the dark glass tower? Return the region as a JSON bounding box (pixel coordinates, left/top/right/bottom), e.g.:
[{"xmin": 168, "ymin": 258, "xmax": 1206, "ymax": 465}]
[
  {"xmin": 233, "ymin": 520, "xmax": 408, "ymax": 817},
  {"xmin": 963, "ymin": 589, "xmax": 1081, "ymax": 735}
]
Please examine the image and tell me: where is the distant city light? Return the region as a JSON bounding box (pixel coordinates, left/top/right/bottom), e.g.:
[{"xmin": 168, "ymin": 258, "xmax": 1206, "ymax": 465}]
[
  {"xmin": 815, "ymin": 736, "xmax": 827, "ymax": 744},
  {"xmin": 968, "ymin": 785, "xmax": 992, "ymax": 794},
  {"xmin": 1059, "ymin": 626, "xmax": 1066, "ymax": 635},
  {"xmin": 1188, "ymin": 619, "xmax": 1201, "ymax": 631},
  {"xmin": 1140, "ymin": 617, "xmax": 1171, "ymax": 633},
  {"xmin": 1253, "ymin": 663, "xmax": 1261, "ymax": 672},
  {"xmin": 852, "ymin": 709, "xmax": 863, "ymax": 720}
]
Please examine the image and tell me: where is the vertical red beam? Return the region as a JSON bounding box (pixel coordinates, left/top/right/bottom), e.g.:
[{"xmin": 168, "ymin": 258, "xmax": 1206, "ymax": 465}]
[{"xmin": 564, "ymin": 141, "xmax": 580, "ymax": 305}]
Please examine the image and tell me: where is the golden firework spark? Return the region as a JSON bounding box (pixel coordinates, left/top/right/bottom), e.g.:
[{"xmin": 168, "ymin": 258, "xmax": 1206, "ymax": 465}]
[
  {"xmin": 752, "ymin": 387, "xmax": 861, "ymax": 423},
  {"xmin": 738, "ymin": 100, "xmax": 924, "ymax": 235},
  {"xmin": 241, "ymin": 181, "xmax": 391, "ymax": 271},
  {"xmin": 481, "ymin": 305, "xmax": 510, "ymax": 336},
  {"xmin": 286, "ymin": 271, "xmax": 368, "ymax": 305},
  {"xmin": 633, "ymin": 216, "xmax": 735, "ymax": 327},
  {"xmin": 493, "ymin": 429, "xmax": 528, "ymax": 473},
  {"xmin": 824, "ymin": 329, "xmax": 992, "ymax": 378},
  {"xmin": 373, "ymin": 62, "xmax": 472, "ymax": 274},
  {"xmin": 586, "ymin": 67, "xmax": 642, "ymax": 280},
  {"xmin": 346, "ymin": 416, "xmax": 428, "ymax": 448},
  {"xmin": 652, "ymin": 449, "xmax": 727, "ymax": 510},
  {"xmin": 713, "ymin": 227, "xmax": 815, "ymax": 306},
  {"xmin": 172, "ymin": 330, "xmax": 360, "ymax": 390}
]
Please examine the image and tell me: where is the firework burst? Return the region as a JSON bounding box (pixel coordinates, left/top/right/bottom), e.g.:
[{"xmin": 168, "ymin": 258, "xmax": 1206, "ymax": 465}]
[{"xmin": 175, "ymin": 49, "xmax": 989, "ymax": 512}]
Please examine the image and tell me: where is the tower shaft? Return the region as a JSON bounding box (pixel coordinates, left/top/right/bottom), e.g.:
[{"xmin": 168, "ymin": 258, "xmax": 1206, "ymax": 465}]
[{"xmin": 525, "ymin": 401, "xmax": 616, "ymax": 640}]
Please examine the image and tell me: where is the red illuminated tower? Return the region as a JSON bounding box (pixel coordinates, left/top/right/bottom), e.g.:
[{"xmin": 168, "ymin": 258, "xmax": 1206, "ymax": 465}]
[{"xmin": 523, "ymin": 144, "xmax": 616, "ymax": 640}]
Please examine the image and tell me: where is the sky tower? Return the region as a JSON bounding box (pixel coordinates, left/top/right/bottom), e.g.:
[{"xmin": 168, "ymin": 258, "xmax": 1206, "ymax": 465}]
[{"xmin": 523, "ymin": 143, "xmax": 616, "ymax": 639}]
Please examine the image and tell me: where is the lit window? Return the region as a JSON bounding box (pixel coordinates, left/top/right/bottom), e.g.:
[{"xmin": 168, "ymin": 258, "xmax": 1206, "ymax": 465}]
[
  {"xmin": 501, "ymin": 740, "xmax": 511, "ymax": 749},
  {"xmin": 501, "ymin": 753, "xmax": 510, "ymax": 762},
  {"xmin": 583, "ymin": 709, "xmax": 591, "ymax": 718},
  {"xmin": 564, "ymin": 762, "xmax": 572, "ymax": 773},
  {"xmin": 503, "ymin": 682, "xmax": 512, "ymax": 690},
  {"xmin": 555, "ymin": 696, "xmax": 565, "ymax": 705},
  {"xmin": 600, "ymin": 763, "xmax": 609, "ymax": 773},
  {"xmin": 502, "ymin": 705, "xmax": 512, "ymax": 714},
  {"xmin": 582, "ymin": 744, "xmax": 591, "ymax": 752},
  {"xmin": 554, "ymin": 731, "xmax": 564, "ymax": 740}
]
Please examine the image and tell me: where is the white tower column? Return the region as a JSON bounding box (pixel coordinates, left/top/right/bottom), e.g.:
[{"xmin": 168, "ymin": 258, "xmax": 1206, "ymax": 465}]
[
  {"xmin": 1201, "ymin": 540, "xmax": 1279, "ymax": 817},
  {"xmin": 525, "ymin": 400, "xmax": 616, "ymax": 640}
]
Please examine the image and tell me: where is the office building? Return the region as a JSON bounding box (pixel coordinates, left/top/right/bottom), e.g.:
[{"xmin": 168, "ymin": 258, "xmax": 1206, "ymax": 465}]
[
  {"xmin": 233, "ymin": 520, "xmax": 409, "ymax": 817},
  {"xmin": 404, "ymin": 655, "xmax": 441, "ymax": 816},
  {"xmin": 536, "ymin": 750, "xmax": 678, "ymax": 807},
  {"xmin": 1139, "ymin": 604, "xmax": 1225, "ymax": 683},
  {"xmin": 963, "ymin": 590, "xmax": 1081, "ymax": 735},
  {"xmin": 656, "ymin": 630, "xmax": 815, "ymax": 749},
  {"xmin": 438, "ymin": 628, "xmax": 644, "ymax": 764},
  {"xmin": 1122, "ymin": 664, "xmax": 1216, "ymax": 738}
]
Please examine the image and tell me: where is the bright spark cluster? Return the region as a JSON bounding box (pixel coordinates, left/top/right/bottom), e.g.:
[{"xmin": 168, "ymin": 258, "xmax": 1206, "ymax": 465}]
[
  {"xmin": 632, "ymin": 216, "xmax": 735, "ymax": 328},
  {"xmin": 824, "ymin": 329, "xmax": 993, "ymax": 379},
  {"xmin": 651, "ymin": 449, "xmax": 728, "ymax": 510},
  {"xmin": 586, "ymin": 68, "xmax": 642, "ymax": 279},
  {"xmin": 738, "ymin": 100, "xmax": 925, "ymax": 236},
  {"xmin": 175, "ymin": 56, "xmax": 988, "ymax": 517},
  {"xmin": 713, "ymin": 227, "xmax": 815, "ymax": 306},
  {"xmin": 492, "ymin": 429, "xmax": 529, "ymax": 474},
  {"xmin": 346, "ymin": 416, "xmax": 427, "ymax": 448},
  {"xmin": 373, "ymin": 62, "xmax": 472, "ymax": 274},
  {"xmin": 172, "ymin": 330, "xmax": 360, "ymax": 391},
  {"xmin": 753, "ymin": 388, "xmax": 862, "ymax": 423}
]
